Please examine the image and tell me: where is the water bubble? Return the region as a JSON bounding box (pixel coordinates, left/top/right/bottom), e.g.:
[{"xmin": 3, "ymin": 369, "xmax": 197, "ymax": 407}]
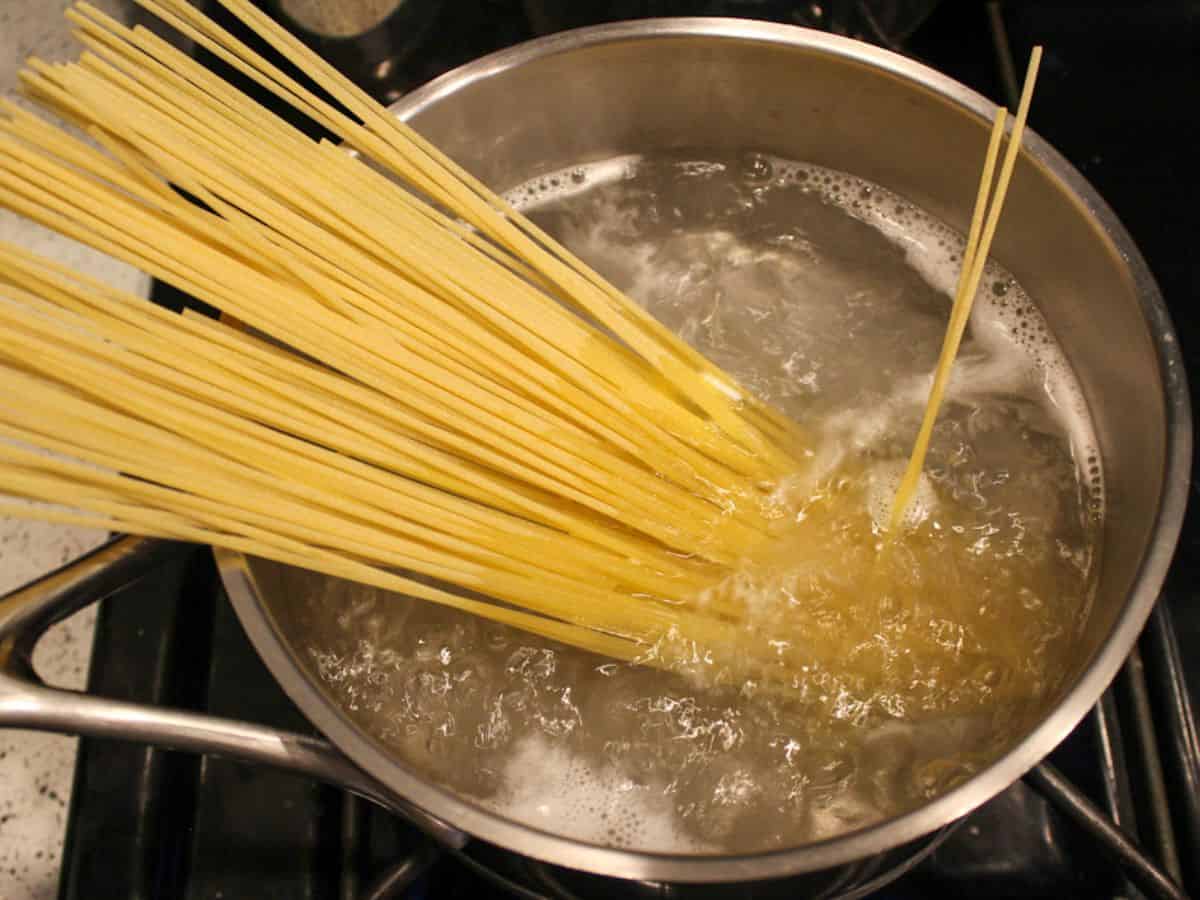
[{"xmin": 740, "ymin": 152, "xmax": 774, "ymax": 183}]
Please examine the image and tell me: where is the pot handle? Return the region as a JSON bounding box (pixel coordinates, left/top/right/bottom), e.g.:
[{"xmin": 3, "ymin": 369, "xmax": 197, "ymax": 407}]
[{"xmin": 0, "ymin": 534, "xmax": 469, "ymax": 851}]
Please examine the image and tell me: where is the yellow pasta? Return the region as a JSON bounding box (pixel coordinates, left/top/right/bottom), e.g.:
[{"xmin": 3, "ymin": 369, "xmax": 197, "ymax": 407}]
[
  {"xmin": 891, "ymin": 48, "xmax": 1042, "ymax": 527},
  {"xmin": 0, "ymin": 0, "xmax": 813, "ymax": 673},
  {"xmin": 0, "ymin": 0, "xmax": 1040, "ymax": 684}
]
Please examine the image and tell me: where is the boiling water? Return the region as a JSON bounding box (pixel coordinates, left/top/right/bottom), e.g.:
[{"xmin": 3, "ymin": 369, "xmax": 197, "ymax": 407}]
[{"xmin": 286, "ymin": 153, "xmax": 1102, "ymax": 853}]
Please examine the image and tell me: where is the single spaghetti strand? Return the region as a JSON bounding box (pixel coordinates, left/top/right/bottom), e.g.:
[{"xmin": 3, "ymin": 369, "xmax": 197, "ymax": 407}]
[
  {"xmin": 888, "ymin": 108, "xmax": 1006, "ymax": 529},
  {"xmin": 891, "ymin": 48, "xmax": 1041, "ymax": 528}
]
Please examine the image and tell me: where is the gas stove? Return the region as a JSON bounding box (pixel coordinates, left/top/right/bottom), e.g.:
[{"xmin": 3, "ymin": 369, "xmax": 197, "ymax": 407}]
[{"xmin": 51, "ymin": 2, "xmax": 1200, "ymax": 898}]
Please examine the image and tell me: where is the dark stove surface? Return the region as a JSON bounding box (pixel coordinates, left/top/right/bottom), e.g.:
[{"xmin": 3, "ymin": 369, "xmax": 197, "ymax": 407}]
[{"xmin": 60, "ymin": 2, "xmax": 1200, "ymax": 898}]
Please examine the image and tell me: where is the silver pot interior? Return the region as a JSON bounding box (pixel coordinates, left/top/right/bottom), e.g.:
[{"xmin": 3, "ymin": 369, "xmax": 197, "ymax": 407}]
[{"xmin": 219, "ymin": 18, "xmax": 1189, "ymax": 884}]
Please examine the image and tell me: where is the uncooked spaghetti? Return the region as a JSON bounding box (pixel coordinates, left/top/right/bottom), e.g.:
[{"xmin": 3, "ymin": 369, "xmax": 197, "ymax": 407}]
[{"xmin": 0, "ymin": 0, "xmax": 1040, "ymax": 682}]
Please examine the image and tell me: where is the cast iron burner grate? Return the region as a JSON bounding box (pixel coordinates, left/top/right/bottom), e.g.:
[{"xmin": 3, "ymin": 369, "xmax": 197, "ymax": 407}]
[{"xmin": 38, "ymin": 1, "xmax": 1200, "ymax": 898}]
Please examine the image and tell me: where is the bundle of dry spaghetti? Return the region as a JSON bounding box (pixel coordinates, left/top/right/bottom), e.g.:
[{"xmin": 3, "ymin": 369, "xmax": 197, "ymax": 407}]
[
  {"xmin": 0, "ymin": 0, "xmax": 816, "ymax": 667},
  {"xmin": 0, "ymin": 0, "xmax": 1041, "ymax": 683}
]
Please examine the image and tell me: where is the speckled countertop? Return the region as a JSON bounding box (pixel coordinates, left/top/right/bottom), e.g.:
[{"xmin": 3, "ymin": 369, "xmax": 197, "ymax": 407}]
[{"xmin": 1, "ymin": 3, "xmax": 153, "ymax": 897}]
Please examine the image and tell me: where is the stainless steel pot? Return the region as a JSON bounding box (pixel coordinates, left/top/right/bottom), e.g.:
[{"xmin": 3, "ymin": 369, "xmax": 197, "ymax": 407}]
[{"xmin": 0, "ymin": 17, "xmax": 1190, "ymax": 897}]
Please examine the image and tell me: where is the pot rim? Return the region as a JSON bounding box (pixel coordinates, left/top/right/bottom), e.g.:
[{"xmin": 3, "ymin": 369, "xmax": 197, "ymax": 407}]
[{"xmin": 218, "ymin": 16, "xmax": 1193, "ymax": 882}]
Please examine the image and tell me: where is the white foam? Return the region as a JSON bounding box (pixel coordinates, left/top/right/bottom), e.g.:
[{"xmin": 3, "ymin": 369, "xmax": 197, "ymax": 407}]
[
  {"xmin": 867, "ymin": 461, "xmax": 937, "ymax": 531},
  {"xmin": 480, "ymin": 735, "xmax": 712, "ymax": 851},
  {"xmin": 501, "ymin": 154, "xmax": 640, "ymax": 210},
  {"xmin": 508, "ymin": 154, "xmax": 1103, "ymax": 512},
  {"xmin": 770, "ymin": 158, "xmax": 1105, "ymax": 508}
]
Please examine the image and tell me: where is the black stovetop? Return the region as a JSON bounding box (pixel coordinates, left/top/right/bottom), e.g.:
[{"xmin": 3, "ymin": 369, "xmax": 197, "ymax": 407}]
[{"xmin": 57, "ymin": 2, "xmax": 1200, "ymax": 898}]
